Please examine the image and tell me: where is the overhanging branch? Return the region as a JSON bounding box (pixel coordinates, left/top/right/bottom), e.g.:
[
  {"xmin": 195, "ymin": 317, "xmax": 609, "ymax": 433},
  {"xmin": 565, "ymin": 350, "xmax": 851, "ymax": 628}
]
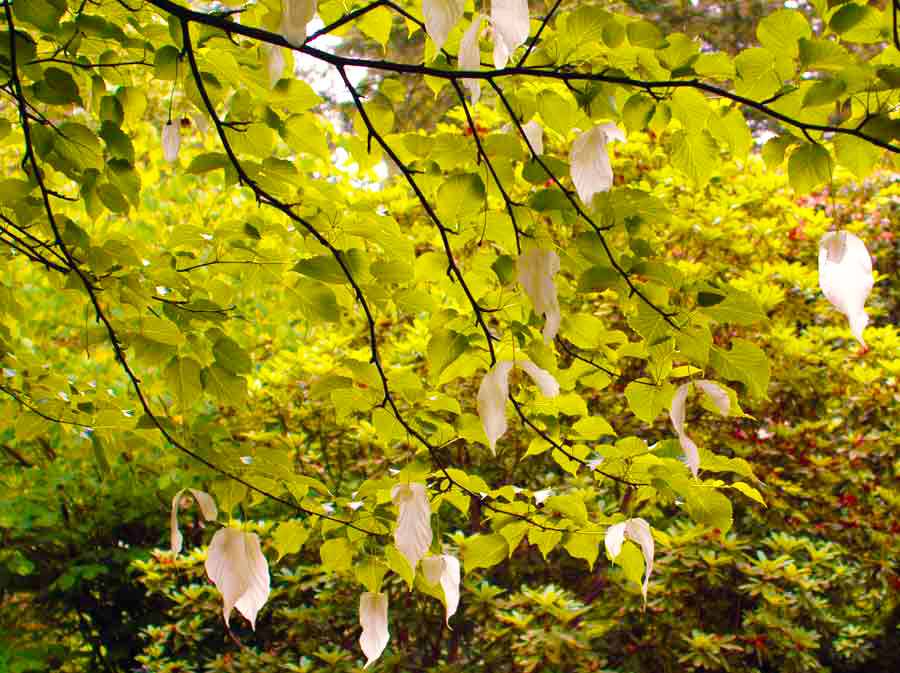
[{"xmin": 142, "ymin": 0, "xmax": 900, "ymax": 155}]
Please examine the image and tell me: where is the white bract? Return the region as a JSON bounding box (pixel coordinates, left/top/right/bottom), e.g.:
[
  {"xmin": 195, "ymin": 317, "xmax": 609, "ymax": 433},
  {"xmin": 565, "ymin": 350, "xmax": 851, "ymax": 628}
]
[
  {"xmin": 170, "ymin": 488, "xmax": 217, "ymax": 554},
  {"xmin": 422, "ymin": 553, "xmax": 461, "ymax": 626},
  {"xmin": 267, "ymin": 45, "xmax": 285, "ymax": 88},
  {"xmin": 669, "ymin": 380, "xmax": 700, "ymax": 478},
  {"xmin": 477, "ymin": 360, "xmax": 559, "ymax": 453},
  {"xmin": 477, "ymin": 361, "xmax": 514, "ymax": 452},
  {"xmin": 605, "ymin": 518, "xmax": 655, "ymax": 604},
  {"xmin": 359, "ymin": 591, "xmax": 390, "ymax": 667},
  {"xmin": 459, "ymin": 14, "xmax": 483, "ymax": 104},
  {"xmin": 517, "ymin": 360, "xmax": 562, "ymax": 397},
  {"xmin": 205, "ymin": 528, "xmax": 270, "ymax": 629},
  {"xmin": 521, "ymin": 119, "xmax": 543, "ymax": 156},
  {"xmin": 669, "ymin": 380, "xmax": 731, "ymax": 478},
  {"xmin": 162, "ymin": 121, "xmax": 180, "ymax": 163},
  {"xmin": 697, "ymin": 380, "xmax": 730, "ymax": 416},
  {"xmin": 280, "ymin": 0, "xmax": 317, "ymax": 46},
  {"xmin": 569, "ymin": 123, "xmax": 626, "ymax": 209},
  {"xmin": 818, "ymin": 230, "xmax": 874, "ymax": 349},
  {"xmin": 191, "ymin": 112, "xmax": 209, "ymax": 134},
  {"xmin": 492, "ymin": 29, "xmax": 510, "ymax": 71},
  {"xmin": 533, "ymin": 487, "xmax": 552, "ymax": 504},
  {"xmin": 517, "ymin": 249, "xmax": 560, "ymax": 344},
  {"xmin": 392, "ymin": 482, "xmax": 432, "ymax": 571},
  {"xmin": 490, "ymin": 0, "xmax": 529, "ymax": 68},
  {"xmin": 423, "ymin": 0, "xmax": 465, "ymax": 51}
]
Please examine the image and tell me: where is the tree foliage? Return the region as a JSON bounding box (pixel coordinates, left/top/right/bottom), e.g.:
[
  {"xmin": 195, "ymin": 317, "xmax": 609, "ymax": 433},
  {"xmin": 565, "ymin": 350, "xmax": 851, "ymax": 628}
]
[{"xmin": 1, "ymin": 0, "xmax": 899, "ymax": 671}]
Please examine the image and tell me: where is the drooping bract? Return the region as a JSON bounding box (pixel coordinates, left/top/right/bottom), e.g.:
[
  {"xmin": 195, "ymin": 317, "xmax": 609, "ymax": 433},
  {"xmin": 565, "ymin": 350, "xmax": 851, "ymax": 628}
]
[
  {"xmin": 490, "ymin": 0, "xmax": 530, "ymax": 68},
  {"xmin": 818, "ymin": 230, "xmax": 874, "ymax": 348},
  {"xmin": 521, "ymin": 119, "xmax": 543, "ymax": 156},
  {"xmin": 359, "ymin": 591, "xmax": 390, "ymax": 667},
  {"xmin": 605, "ymin": 518, "xmax": 655, "ymax": 604},
  {"xmin": 459, "ymin": 14, "xmax": 483, "ymax": 104},
  {"xmin": 422, "ymin": 553, "xmax": 461, "ymax": 626},
  {"xmin": 423, "ymin": 0, "xmax": 465, "ymax": 51},
  {"xmin": 266, "ymin": 45, "xmax": 285, "ymax": 88},
  {"xmin": 204, "ymin": 528, "xmax": 271, "ymax": 629},
  {"xmin": 170, "ymin": 488, "xmax": 217, "ymax": 554},
  {"xmin": 162, "ymin": 121, "xmax": 180, "ymax": 163},
  {"xmin": 569, "ymin": 123, "xmax": 626, "ymax": 209},
  {"xmin": 280, "ymin": 0, "xmax": 317, "ymax": 46},
  {"xmin": 669, "ymin": 380, "xmax": 731, "ymax": 478},
  {"xmin": 696, "ymin": 379, "xmax": 731, "ymax": 416},
  {"xmin": 392, "ymin": 482, "xmax": 432, "ymax": 571},
  {"xmin": 477, "ymin": 360, "xmax": 559, "ymax": 453},
  {"xmin": 517, "ymin": 249, "xmax": 561, "ymax": 344},
  {"xmin": 477, "ymin": 361, "xmax": 515, "ymax": 452}
]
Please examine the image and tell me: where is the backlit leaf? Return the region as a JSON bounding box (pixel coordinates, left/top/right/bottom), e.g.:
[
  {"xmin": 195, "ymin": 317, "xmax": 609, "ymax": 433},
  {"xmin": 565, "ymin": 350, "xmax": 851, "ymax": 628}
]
[{"xmin": 464, "ymin": 533, "xmax": 509, "ymax": 571}]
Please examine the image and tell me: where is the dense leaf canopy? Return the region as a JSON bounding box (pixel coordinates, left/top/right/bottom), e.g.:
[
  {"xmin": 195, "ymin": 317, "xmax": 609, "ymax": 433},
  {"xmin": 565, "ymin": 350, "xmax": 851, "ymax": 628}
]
[{"xmin": 1, "ymin": 0, "xmax": 899, "ymax": 671}]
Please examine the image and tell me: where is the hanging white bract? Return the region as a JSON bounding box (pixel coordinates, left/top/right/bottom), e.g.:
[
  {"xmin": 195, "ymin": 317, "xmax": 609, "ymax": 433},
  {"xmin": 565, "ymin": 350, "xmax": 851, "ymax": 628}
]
[
  {"xmin": 490, "ymin": 0, "xmax": 530, "ymax": 68},
  {"xmin": 696, "ymin": 380, "xmax": 730, "ymax": 416},
  {"xmin": 204, "ymin": 528, "xmax": 271, "ymax": 629},
  {"xmin": 280, "ymin": 0, "xmax": 317, "ymax": 46},
  {"xmin": 423, "ymin": 0, "xmax": 465, "ymax": 51},
  {"xmin": 605, "ymin": 518, "xmax": 655, "ymax": 604},
  {"xmin": 191, "ymin": 111, "xmax": 209, "ymax": 134},
  {"xmin": 267, "ymin": 45, "xmax": 285, "ymax": 88},
  {"xmin": 459, "ymin": 14, "xmax": 483, "ymax": 104},
  {"xmin": 521, "ymin": 119, "xmax": 543, "ymax": 156},
  {"xmin": 818, "ymin": 230, "xmax": 874, "ymax": 349},
  {"xmin": 170, "ymin": 488, "xmax": 217, "ymax": 554},
  {"xmin": 477, "ymin": 360, "xmax": 559, "ymax": 452},
  {"xmin": 669, "ymin": 380, "xmax": 731, "ymax": 478},
  {"xmin": 359, "ymin": 591, "xmax": 390, "ymax": 667},
  {"xmin": 517, "ymin": 249, "xmax": 561, "ymax": 344},
  {"xmin": 422, "ymin": 553, "xmax": 461, "ymax": 626},
  {"xmin": 569, "ymin": 123, "xmax": 626, "ymax": 209},
  {"xmin": 392, "ymin": 482, "xmax": 432, "ymax": 571},
  {"xmin": 162, "ymin": 121, "xmax": 180, "ymax": 163}
]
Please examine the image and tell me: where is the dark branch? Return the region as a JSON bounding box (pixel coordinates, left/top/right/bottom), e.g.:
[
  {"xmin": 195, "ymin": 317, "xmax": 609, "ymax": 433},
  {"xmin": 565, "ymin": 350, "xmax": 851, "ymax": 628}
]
[
  {"xmin": 141, "ymin": 0, "xmax": 900, "ymax": 154},
  {"xmin": 449, "ymin": 78, "xmax": 523, "ymax": 254},
  {"xmin": 489, "ymin": 79, "xmax": 680, "ymax": 329},
  {"xmin": 3, "ymin": 3, "xmax": 381, "ymax": 538},
  {"xmin": 0, "ymin": 385, "xmax": 92, "ymax": 428},
  {"xmin": 337, "ymin": 66, "xmax": 500, "ymax": 366}
]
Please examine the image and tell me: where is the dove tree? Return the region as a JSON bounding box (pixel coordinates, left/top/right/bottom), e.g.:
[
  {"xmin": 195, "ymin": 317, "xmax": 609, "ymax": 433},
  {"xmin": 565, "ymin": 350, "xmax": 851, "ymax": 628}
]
[{"xmin": 0, "ymin": 0, "xmax": 897, "ymax": 668}]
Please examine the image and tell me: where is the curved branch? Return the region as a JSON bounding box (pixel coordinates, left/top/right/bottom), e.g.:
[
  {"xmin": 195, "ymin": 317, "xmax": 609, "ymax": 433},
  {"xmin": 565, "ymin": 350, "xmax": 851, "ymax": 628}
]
[
  {"xmin": 142, "ymin": 0, "xmax": 900, "ymax": 154},
  {"xmin": 489, "ymin": 79, "xmax": 680, "ymax": 329},
  {"xmin": 336, "ymin": 66, "xmax": 499, "ymax": 366},
  {"xmin": 179, "ymin": 18, "xmax": 565, "ymax": 535},
  {"xmin": 0, "ymin": 385, "xmax": 92, "ymax": 428},
  {"xmin": 3, "ymin": 5, "xmax": 381, "ymax": 538},
  {"xmin": 0, "ymin": 230, "xmax": 71, "ymax": 273},
  {"xmin": 449, "ymin": 78, "xmax": 523, "ymax": 254},
  {"xmin": 309, "ymin": 0, "xmax": 431, "ymax": 51},
  {"xmin": 894, "ymin": 0, "xmax": 900, "ymax": 53},
  {"xmin": 175, "ymin": 258, "xmax": 290, "ymax": 272},
  {"xmin": 507, "ymin": 393, "xmax": 645, "ymax": 487},
  {"xmin": 0, "ymin": 213, "xmax": 70, "ymax": 268}
]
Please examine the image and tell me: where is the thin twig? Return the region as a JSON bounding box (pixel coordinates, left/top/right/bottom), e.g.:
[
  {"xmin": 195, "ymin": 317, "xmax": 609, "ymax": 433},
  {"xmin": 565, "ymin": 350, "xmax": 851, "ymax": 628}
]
[{"xmin": 449, "ymin": 78, "xmax": 523, "ymax": 254}]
